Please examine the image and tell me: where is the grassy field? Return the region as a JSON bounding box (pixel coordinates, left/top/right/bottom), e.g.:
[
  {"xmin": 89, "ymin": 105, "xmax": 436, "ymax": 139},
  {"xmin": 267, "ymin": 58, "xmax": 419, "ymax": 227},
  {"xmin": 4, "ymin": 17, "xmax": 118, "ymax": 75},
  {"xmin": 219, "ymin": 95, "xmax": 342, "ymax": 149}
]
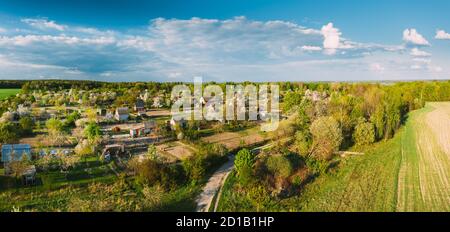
[
  {"xmin": 0, "ymin": 89, "xmax": 20, "ymax": 100},
  {"xmin": 396, "ymin": 102, "xmax": 450, "ymax": 211},
  {"xmin": 217, "ymin": 102, "xmax": 450, "ymax": 212}
]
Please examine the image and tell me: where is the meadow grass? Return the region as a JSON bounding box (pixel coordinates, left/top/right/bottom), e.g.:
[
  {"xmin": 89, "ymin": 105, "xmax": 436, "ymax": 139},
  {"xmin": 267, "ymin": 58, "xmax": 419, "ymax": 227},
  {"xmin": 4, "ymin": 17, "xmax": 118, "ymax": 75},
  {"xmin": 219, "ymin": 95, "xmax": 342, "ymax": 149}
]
[{"xmin": 0, "ymin": 89, "xmax": 20, "ymax": 100}]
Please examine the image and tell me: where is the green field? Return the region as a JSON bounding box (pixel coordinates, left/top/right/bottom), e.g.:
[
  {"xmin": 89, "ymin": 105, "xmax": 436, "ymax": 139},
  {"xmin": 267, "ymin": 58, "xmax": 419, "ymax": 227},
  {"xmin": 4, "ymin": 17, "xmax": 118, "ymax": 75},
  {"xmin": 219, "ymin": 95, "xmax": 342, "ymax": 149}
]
[
  {"xmin": 218, "ymin": 102, "xmax": 450, "ymax": 212},
  {"xmin": 0, "ymin": 89, "xmax": 20, "ymax": 100}
]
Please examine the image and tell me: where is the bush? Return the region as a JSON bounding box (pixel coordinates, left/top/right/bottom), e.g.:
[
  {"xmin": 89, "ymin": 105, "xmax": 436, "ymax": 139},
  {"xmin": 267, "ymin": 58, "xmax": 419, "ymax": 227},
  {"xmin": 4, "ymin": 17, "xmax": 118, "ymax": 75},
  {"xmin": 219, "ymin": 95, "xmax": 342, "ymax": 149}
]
[
  {"xmin": 133, "ymin": 159, "xmax": 182, "ymax": 190},
  {"xmin": 353, "ymin": 118, "xmax": 375, "ymax": 146},
  {"xmin": 19, "ymin": 116, "xmax": 34, "ymax": 136},
  {"xmin": 183, "ymin": 143, "xmax": 228, "ymax": 183},
  {"xmin": 182, "ymin": 155, "xmax": 206, "ymax": 182},
  {"xmin": 234, "ymin": 149, "xmax": 255, "ymax": 175},
  {"xmin": 246, "ymin": 184, "xmax": 271, "ymax": 212},
  {"xmin": 84, "ymin": 123, "xmax": 102, "ymax": 141},
  {"xmin": 310, "ymin": 116, "xmax": 343, "ymax": 160},
  {"xmin": 265, "ymin": 155, "xmax": 293, "ymax": 179},
  {"xmin": 0, "ymin": 122, "xmax": 19, "ymax": 143},
  {"xmin": 294, "ymin": 130, "xmax": 311, "ymax": 155},
  {"xmin": 64, "ymin": 112, "xmax": 80, "ymax": 129},
  {"xmin": 234, "ymin": 148, "xmax": 257, "ymax": 184},
  {"xmin": 305, "ymin": 156, "xmax": 328, "ymax": 175}
]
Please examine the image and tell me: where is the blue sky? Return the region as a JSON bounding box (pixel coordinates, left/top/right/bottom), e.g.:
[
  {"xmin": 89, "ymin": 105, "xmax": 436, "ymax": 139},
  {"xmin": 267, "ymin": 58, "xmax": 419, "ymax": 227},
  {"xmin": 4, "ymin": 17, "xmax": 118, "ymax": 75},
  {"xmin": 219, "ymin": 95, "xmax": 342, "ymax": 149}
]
[{"xmin": 0, "ymin": 0, "xmax": 449, "ymax": 82}]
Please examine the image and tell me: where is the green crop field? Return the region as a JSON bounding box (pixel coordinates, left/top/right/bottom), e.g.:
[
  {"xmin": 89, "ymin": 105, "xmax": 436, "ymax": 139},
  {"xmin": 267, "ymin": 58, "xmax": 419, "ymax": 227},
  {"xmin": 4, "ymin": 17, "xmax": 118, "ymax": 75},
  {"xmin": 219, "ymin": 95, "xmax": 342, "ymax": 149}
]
[{"xmin": 0, "ymin": 89, "xmax": 20, "ymax": 100}]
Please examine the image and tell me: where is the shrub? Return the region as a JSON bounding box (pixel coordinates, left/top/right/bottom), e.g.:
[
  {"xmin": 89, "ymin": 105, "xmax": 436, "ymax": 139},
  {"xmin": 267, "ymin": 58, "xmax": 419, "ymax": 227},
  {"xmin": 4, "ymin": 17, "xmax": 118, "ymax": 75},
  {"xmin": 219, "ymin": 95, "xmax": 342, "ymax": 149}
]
[
  {"xmin": 234, "ymin": 148, "xmax": 255, "ymax": 175},
  {"xmin": 133, "ymin": 159, "xmax": 182, "ymax": 190},
  {"xmin": 294, "ymin": 130, "xmax": 311, "ymax": 155},
  {"xmin": 265, "ymin": 155, "xmax": 293, "ymax": 179},
  {"xmin": 19, "ymin": 116, "xmax": 34, "ymax": 136},
  {"xmin": 182, "ymin": 155, "xmax": 206, "ymax": 183},
  {"xmin": 182, "ymin": 143, "xmax": 228, "ymax": 183},
  {"xmin": 353, "ymin": 118, "xmax": 375, "ymax": 146},
  {"xmin": 305, "ymin": 156, "xmax": 328, "ymax": 175},
  {"xmin": 0, "ymin": 122, "xmax": 19, "ymax": 143},
  {"xmin": 310, "ymin": 116, "xmax": 343, "ymax": 160}
]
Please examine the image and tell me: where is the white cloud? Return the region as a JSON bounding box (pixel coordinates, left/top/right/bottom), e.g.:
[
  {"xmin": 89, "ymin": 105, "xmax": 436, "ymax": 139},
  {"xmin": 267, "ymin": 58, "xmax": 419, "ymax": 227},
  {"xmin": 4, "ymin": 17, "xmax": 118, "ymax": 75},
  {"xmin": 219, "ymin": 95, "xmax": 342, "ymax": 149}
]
[
  {"xmin": 430, "ymin": 65, "xmax": 443, "ymax": 72},
  {"xmin": 321, "ymin": 23, "xmax": 341, "ymax": 54},
  {"xmin": 22, "ymin": 18, "xmax": 66, "ymax": 31},
  {"xmin": 1, "ymin": 16, "xmax": 446, "ymax": 81},
  {"xmin": 0, "ymin": 27, "xmax": 6, "ymax": 33},
  {"xmin": 412, "ymin": 58, "xmax": 431, "ymax": 63},
  {"xmin": 410, "ymin": 48, "xmax": 431, "ymax": 57},
  {"xmin": 369, "ymin": 63, "xmax": 385, "ymax": 73},
  {"xmin": 301, "ymin": 45, "xmax": 322, "ymax": 51},
  {"xmin": 403, "ymin": 28, "xmax": 430, "ymax": 45},
  {"xmin": 0, "ymin": 34, "xmax": 116, "ymax": 46},
  {"xmin": 435, "ymin": 30, "xmax": 450, "ymax": 40},
  {"xmin": 410, "ymin": 64, "xmax": 422, "ymax": 70},
  {"xmin": 168, "ymin": 72, "xmax": 182, "ymax": 79},
  {"xmin": 409, "ymin": 57, "xmax": 442, "ymax": 73}
]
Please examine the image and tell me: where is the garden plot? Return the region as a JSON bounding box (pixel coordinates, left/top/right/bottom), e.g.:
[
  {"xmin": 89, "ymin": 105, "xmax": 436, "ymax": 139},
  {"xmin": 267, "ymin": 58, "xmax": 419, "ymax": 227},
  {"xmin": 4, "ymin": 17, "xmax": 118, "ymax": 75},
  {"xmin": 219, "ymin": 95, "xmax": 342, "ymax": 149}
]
[
  {"xmin": 201, "ymin": 129, "xmax": 266, "ymax": 150},
  {"xmin": 156, "ymin": 141, "xmax": 196, "ymax": 162}
]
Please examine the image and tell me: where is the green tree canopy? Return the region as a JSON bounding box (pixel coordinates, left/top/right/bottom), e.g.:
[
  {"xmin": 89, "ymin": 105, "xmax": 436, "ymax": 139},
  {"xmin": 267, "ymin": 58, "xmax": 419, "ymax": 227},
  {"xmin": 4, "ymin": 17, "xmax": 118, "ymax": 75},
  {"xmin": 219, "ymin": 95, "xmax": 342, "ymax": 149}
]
[{"xmin": 310, "ymin": 116, "xmax": 343, "ymax": 160}]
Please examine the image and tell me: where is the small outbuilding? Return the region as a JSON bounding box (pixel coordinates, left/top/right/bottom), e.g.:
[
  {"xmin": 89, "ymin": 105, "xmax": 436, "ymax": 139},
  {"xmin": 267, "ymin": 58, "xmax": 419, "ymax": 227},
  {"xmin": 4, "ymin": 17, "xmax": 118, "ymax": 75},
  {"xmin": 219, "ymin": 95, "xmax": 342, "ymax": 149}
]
[
  {"xmin": 1, "ymin": 144, "xmax": 32, "ymax": 163},
  {"xmin": 115, "ymin": 107, "xmax": 129, "ymax": 121}
]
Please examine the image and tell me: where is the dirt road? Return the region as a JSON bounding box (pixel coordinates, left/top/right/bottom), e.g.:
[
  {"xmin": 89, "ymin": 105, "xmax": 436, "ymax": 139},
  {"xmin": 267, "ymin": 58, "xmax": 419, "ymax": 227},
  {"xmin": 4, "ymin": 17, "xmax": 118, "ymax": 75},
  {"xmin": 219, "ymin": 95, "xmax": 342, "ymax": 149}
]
[{"xmin": 196, "ymin": 156, "xmax": 235, "ymax": 212}]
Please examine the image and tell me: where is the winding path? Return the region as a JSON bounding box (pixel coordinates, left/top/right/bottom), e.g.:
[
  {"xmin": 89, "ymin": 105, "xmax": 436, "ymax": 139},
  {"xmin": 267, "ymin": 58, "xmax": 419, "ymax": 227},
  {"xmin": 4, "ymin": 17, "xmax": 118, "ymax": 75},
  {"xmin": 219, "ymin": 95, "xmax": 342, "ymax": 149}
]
[
  {"xmin": 195, "ymin": 155, "xmax": 235, "ymax": 212},
  {"xmin": 195, "ymin": 139, "xmax": 285, "ymax": 212}
]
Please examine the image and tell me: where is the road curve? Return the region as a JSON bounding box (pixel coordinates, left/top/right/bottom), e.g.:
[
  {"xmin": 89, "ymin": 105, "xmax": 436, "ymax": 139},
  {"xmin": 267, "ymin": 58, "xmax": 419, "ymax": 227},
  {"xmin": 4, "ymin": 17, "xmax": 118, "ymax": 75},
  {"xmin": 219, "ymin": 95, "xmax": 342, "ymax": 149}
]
[{"xmin": 195, "ymin": 155, "xmax": 235, "ymax": 212}]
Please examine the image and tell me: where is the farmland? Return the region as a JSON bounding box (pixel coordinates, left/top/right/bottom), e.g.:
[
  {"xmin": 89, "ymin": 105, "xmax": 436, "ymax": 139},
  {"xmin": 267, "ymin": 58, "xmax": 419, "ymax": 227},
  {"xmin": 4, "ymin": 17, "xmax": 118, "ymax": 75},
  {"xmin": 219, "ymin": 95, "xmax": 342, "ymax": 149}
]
[
  {"xmin": 217, "ymin": 102, "xmax": 450, "ymax": 212},
  {"xmin": 2, "ymin": 80, "xmax": 450, "ymax": 212},
  {"xmin": 0, "ymin": 89, "xmax": 20, "ymax": 100}
]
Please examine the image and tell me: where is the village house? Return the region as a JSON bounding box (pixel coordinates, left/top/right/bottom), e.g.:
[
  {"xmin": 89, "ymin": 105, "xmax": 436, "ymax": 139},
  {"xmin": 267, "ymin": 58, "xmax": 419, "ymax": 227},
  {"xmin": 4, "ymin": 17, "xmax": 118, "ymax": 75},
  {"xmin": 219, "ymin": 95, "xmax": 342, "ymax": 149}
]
[
  {"xmin": 134, "ymin": 98, "xmax": 146, "ymax": 116},
  {"xmin": 115, "ymin": 107, "xmax": 129, "ymax": 121}
]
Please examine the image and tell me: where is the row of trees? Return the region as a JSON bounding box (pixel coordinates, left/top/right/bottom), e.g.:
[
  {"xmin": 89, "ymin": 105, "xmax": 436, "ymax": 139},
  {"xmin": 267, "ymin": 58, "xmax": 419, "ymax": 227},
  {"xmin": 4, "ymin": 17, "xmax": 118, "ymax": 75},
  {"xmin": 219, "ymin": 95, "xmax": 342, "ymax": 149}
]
[{"xmin": 283, "ymin": 81, "xmax": 450, "ymax": 161}]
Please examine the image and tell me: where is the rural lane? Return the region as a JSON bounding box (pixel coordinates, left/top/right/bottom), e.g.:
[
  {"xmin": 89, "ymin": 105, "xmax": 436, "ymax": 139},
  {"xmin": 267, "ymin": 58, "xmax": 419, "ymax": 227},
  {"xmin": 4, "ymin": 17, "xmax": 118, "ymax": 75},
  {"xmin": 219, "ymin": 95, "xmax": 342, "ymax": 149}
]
[
  {"xmin": 195, "ymin": 155, "xmax": 235, "ymax": 212},
  {"xmin": 195, "ymin": 140, "xmax": 284, "ymax": 212}
]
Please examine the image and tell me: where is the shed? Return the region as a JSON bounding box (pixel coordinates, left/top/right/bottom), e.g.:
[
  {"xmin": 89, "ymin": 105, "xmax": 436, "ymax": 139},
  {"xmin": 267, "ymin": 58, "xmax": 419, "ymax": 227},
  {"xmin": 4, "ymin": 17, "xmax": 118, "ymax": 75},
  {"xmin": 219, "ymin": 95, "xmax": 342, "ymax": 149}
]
[
  {"xmin": 1, "ymin": 144, "xmax": 32, "ymax": 163},
  {"xmin": 115, "ymin": 107, "xmax": 129, "ymax": 121}
]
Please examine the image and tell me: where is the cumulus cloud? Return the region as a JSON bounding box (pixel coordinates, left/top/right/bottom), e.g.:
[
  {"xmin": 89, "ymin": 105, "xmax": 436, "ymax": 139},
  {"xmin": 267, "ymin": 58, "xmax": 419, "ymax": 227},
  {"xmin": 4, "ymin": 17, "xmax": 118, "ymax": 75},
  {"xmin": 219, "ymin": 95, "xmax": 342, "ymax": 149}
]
[
  {"xmin": 435, "ymin": 30, "xmax": 450, "ymax": 40},
  {"xmin": 403, "ymin": 28, "xmax": 430, "ymax": 45},
  {"xmin": 410, "ymin": 48, "xmax": 431, "ymax": 57},
  {"xmin": 0, "ymin": 16, "xmax": 445, "ymax": 81},
  {"xmin": 22, "ymin": 18, "xmax": 66, "ymax": 31},
  {"xmin": 321, "ymin": 23, "xmax": 341, "ymax": 54}
]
